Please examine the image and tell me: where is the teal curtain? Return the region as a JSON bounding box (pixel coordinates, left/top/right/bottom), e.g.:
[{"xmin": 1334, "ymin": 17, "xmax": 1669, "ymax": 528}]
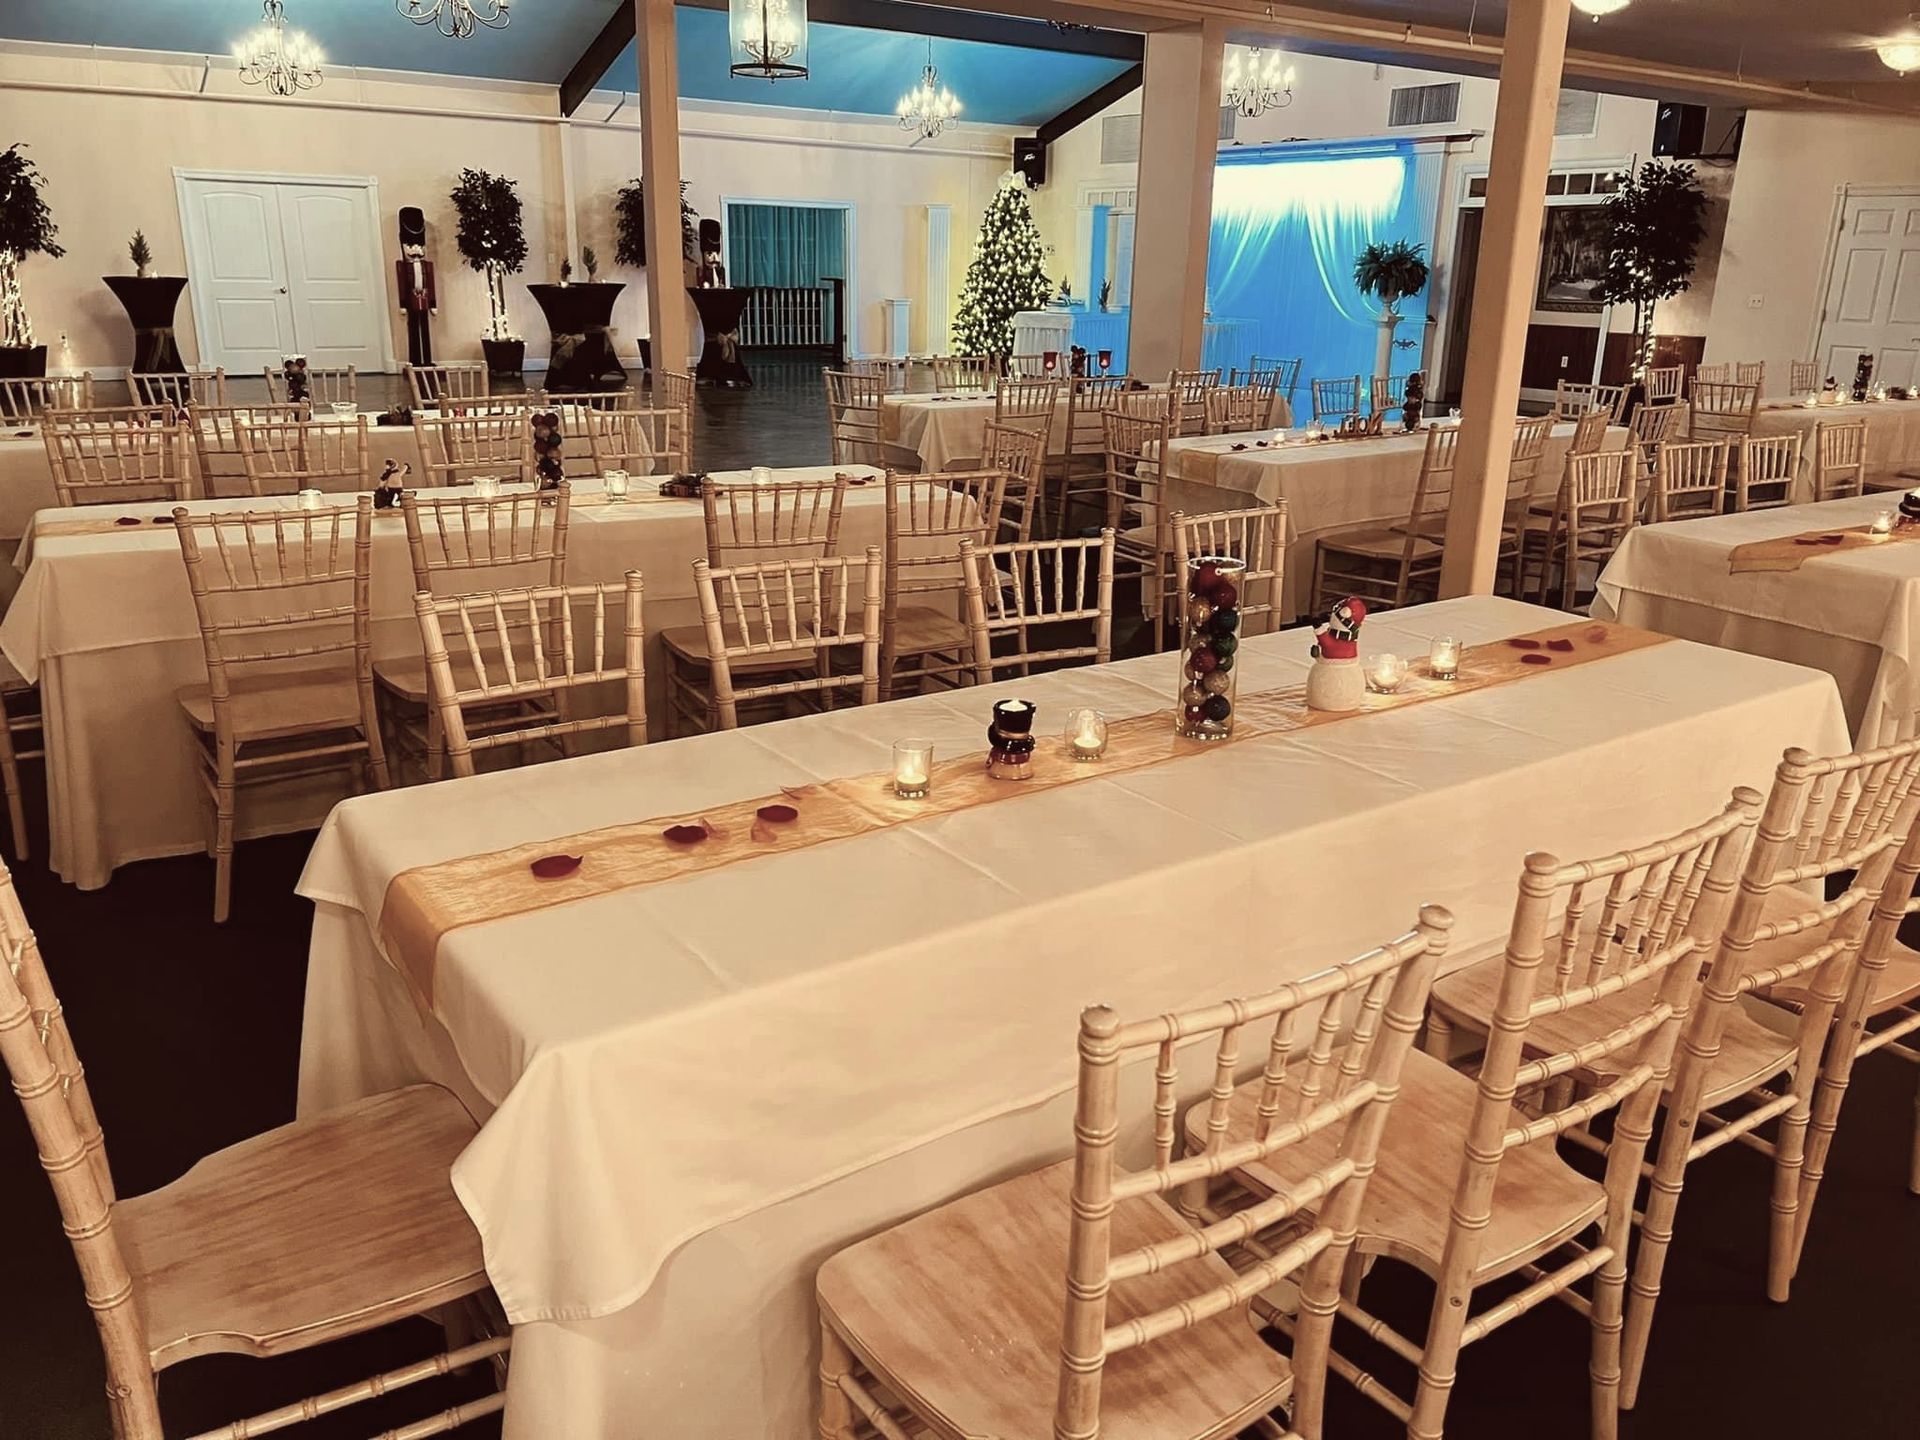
[{"xmin": 726, "ymin": 203, "xmax": 846, "ymax": 288}]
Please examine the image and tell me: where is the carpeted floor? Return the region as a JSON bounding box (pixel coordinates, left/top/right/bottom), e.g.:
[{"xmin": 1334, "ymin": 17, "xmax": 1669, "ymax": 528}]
[{"xmin": 2, "ymin": 357, "xmax": 1916, "ymax": 1439}]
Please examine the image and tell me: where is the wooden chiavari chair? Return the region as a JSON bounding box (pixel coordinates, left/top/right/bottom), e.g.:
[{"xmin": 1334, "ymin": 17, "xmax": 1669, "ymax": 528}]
[
  {"xmin": 1229, "ymin": 361, "xmax": 1290, "ymax": 427},
  {"xmin": 688, "ymin": 548, "xmax": 883, "ymax": 731},
  {"xmin": 404, "ymin": 362, "xmax": 488, "ymax": 408},
  {"xmin": 263, "ymin": 363, "xmax": 357, "ymax": 407},
  {"xmin": 187, "ymin": 402, "xmax": 311, "ymax": 497},
  {"xmin": 415, "ymin": 573, "xmax": 648, "ymax": 778},
  {"xmin": 43, "ymin": 411, "xmax": 191, "ymax": 508},
  {"xmin": 931, "ymin": 354, "xmax": 994, "ymax": 392},
  {"xmin": 1736, "ymin": 360, "xmax": 1767, "ymax": 389},
  {"xmin": 818, "ymin": 907, "xmax": 1452, "ymax": 1440},
  {"xmin": 381, "ymin": 487, "xmax": 573, "ymax": 780},
  {"xmin": 1370, "ymin": 373, "xmax": 1408, "ymax": 415},
  {"xmin": 0, "ymin": 856, "xmax": 506, "ymax": 1440},
  {"xmin": 1689, "ymin": 378, "xmax": 1760, "ymax": 492},
  {"xmin": 982, "ymin": 420, "xmax": 1045, "ymax": 542},
  {"xmin": 1206, "ymin": 794, "xmax": 1759, "ymax": 1440},
  {"xmin": 1431, "ymin": 740, "xmax": 1920, "ymax": 1411},
  {"xmin": 1554, "ymin": 380, "xmax": 1629, "ymax": 423},
  {"xmin": 1694, "ymin": 362, "xmax": 1731, "ymax": 384},
  {"xmin": 1060, "ymin": 374, "xmax": 1134, "ymax": 518},
  {"xmin": 1643, "ymin": 364, "xmax": 1685, "ymax": 402},
  {"xmin": 1248, "ymin": 354, "xmax": 1303, "ymax": 408},
  {"xmin": 1650, "ymin": 438, "xmax": 1728, "ymax": 522},
  {"xmin": 234, "ymin": 415, "xmax": 370, "ymax": 498},
  {"xmin": 0, "ymin": 659, "xmax": 40, "ymax": 860},
  {"xmin": 0, "ymin": 372, "xmax": 91, "ymax": 420},
  {"xmin": 1310, "ymin": 374, "xmax": 1362, "ymax": 425},
  {"xmin": 1789, "ymin": 359, "xmax": 1821, "ymax": 395},
  {"xmin": 1207, "ymin": 383, "xmax": 1269, "ymax": 435},
  {"xmin": 1530, "ymin": 448, "xmax": 1638, "ymax": 610},
  {"xmin": 959, "ymin": 531, "xmax": 1115, "ymax": 681},
  {"xmin": 1173, "ymin": 502, "xmax": 1288, "ymax": 638},
  {"xmin": 844, "ymin": 356, "xmax": 910, "ymax": 391},
  {"xmin": 881, "ymin": 471, "xmax": 1000, "ymax": 699},
  {"xmin": 1168, "ymin": 367, "xmax": 1221, "ymax": 436},
  {"xmin": 993, "ymin": 376, "xmax": 1063, "ymax": 460},
  {"xmin": 412, "ymin": 411, "xmax": 534, "ymax": 488},
  {"xmin": 172, "ymin": 498, "xmax": 390, "ymax": 921},
  {"xmin": 1006, "ymin": 352, "xmax": 1056, "ymax": 379},
  {"xmin": 1734, "ymin": 432, "xmax": 1801, "ymax": 511},
  {"xmin": 547, "ymin": 387, "xmax": 638, "ymax": 449},
  {"xmin": 1100, "ymin": 405, "xmax": 1178, "ymax": 646},
  {"xmin": 654, "ymin": 368, "xmax": 696, "ymax": 415},
  {"xmin": 823, "ymin": 368, "xmax": 898, "ymax": 469},
  {"xmin": 580, "ymin": 405, "xmax": 686, "ymax": 478},
  {"xmin": 130, "ymin": 368, "xmax": 227, "ymax": 408},
  {"xmin": 1625, "ymin": 398, "xmax": 1683, "ymax": 479},
  {"xmin": 1503, "ymin": 416, "xmax": 1569, "ymax": 593},
  {"xmin": 1313, "ymin": 424, "xmax": 1454, "ymax": 613},
  {"xmin": 1811, "ymin": 418, "xmax": 1868, "ymax": 501}
]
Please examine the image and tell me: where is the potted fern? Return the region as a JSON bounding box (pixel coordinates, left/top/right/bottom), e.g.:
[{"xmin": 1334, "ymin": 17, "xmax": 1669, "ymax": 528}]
[
  {"xmin": 450, "ymin": 167, "xmax": 528, "ymax": 377},
  {"xmin": 0, "ymin": 144, "xmax": 64, "ymax": 379},
  {"xmin": 614, "ymin": 179, "xmax": 697, "ymax": 273},
  {"xmin": 1353, "ymin": 239, "xmax": 1430, "ymax": 387}
]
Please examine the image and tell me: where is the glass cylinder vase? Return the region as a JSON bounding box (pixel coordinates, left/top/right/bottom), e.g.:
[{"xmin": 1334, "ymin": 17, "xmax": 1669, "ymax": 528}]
[{"xmin": 1177, "ymin": 556, "xmax": 1246, "ymax": 741}]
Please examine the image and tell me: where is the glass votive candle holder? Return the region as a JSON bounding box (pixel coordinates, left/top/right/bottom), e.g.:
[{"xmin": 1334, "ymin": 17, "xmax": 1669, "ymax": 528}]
[
  {"xmin": 603, "ymin": 469, "xmax": 630, "ymax": 499},
  {"xmin": 1872, "ymin": 509, "xmax": 1896, "ymax": 537},
  {"xmin": 329, "ymin": 400, "xmax": 356, "ymax": 418},
  {"xmin": 749, "ymin": 465, "xmax": 775, "ymax": 486},
  {"xmin": 1065, "ymin": 708, "xmax": 1108, "ymax": 761},
  {"xmin": 892, "ymin": 739, "xmax": 933, "ymax": 799},
  {"xmin": 471, "ymin": 475, "xmax": 500, "ymax": 499},
  {"xmin": 1429, "ymin": 635, "xmax": 1462, "ymax": 681},
  {"xmin": 296, "ymin": 488, "xmax": 324, "ymax": 511},
  {"xmin": 1365, "ymin": 653, "xmax": 1410, "ymax": 693}
]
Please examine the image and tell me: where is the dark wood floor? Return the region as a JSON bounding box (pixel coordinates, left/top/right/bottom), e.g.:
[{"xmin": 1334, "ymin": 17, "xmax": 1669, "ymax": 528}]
[{"xmin": 2, "ymin": 357, "xmax": 1916, "ymax": 1439}]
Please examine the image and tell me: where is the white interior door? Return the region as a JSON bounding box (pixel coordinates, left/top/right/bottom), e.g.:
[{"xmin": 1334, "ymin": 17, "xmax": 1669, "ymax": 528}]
[
  {"xmin": 178, "ymin": 173, "xmax": 388, "ymax": 374},
  {"xmin": 1817, "ymin": 191, "xmax": 1920, "ymax": 389}
]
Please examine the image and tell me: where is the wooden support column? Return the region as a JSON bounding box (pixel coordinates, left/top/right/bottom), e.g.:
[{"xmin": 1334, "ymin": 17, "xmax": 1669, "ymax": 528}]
[
  {"xmin": 1127, "ymin": 19, "xmax": 1225, "ymax": 381},
  {"xmin": 1439, "ymin": 0, "xmax": 1571, "ymax": 597},
  {"xmin": 634, "ymin": 0, "xmax": 689, "ymax": 373}
]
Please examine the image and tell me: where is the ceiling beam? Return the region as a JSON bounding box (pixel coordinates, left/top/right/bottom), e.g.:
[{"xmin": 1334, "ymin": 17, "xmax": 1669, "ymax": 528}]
[
  {"xmin": 1036, "ymin": 62, "xmax": 1143, "ymax": 145},
  {"xmin": 561, "ymin": 0, "xmax": 1146, "ymax": 116}
]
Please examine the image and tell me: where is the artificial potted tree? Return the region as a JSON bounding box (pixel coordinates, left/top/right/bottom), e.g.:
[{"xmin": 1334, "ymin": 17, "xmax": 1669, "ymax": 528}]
[
  {"xmin": 614, "ymin": 178, "xmax": 697, "ymax": 274},
  {"xmin": 450, "ymin": 167, "xmax": 528, "ymax": 378},
  {"xmin": 1598, "ymin": 159, "xmax": 1709, "ymax": 400},
  {"xmin": 1353, "ymin": 240, "xmax": 1429, "ymax": 388},
  {"xmin": 129, "ymin": 229, "xmax": 154, "ymax": 279},
  {"xmin": 0, "ymin": 144, "xmax": 64, "ymax": 380}
]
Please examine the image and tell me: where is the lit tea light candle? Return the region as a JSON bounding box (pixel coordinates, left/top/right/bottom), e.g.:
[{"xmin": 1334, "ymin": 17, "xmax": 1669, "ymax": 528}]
[
  {"xmin": 296, "ymin": 488, "xmax": 324, "ymax": 511},
  {"xmin": 1365, "ymin": 653, "xmax": 1410, "ymax": 693},
  {"xmin": 603, "ymin": 469, "xmax": 630, "ymax": 499},
  {"xmin": 1802, "ymin": 392, "xmax": 1820, "ymax": 408},
  {"xmin": 1429, "ymin": 635, "xmax": 1461, "ymax": 681},
  {"xmin": 329, "ymin": 401, "xmax": 356, "ymax": 418},
  {"xmin": 1066, "ymin": 708, "xmax": 1108, "ymax": 761},
  {"xmin": 471, "ymin": 475, "xmax": 500, "ymax": 499},
  {"xmin": 1872, "ymin": 510, "xmax": 1896, "ymax": 537},
  {"xmin": 749, "ymin": 465, "xmax": 775, "ymax": 486},
  {"xmin": 892, "ymin": 738, "xmax": 933, "ymax": 799}
]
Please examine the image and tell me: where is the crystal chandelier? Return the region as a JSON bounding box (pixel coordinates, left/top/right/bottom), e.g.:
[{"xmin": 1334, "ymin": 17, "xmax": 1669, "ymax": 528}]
[
  {"xmin": 897, "ymin": 41, "xmax": 962, "ymax": 141},
  {"xmin": 397, "ymin": 0, "xmax": 511, "ymax": 41},
  {"xmin": 729, "ymin": 0, "xmax": 809, "ymax": 80},
  {"xmin": 1221, "ymin": 46, "xmax": 1294, "ymax": 117},
  {"xmin": 234, "ymin": 0, "xmax": 323, "ymax": 97}
]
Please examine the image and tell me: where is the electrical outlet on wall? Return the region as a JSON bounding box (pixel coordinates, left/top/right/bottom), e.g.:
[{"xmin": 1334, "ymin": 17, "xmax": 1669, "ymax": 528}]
[
  {"xmin": 1559, "ymin": 355, "xmax": 1569, "ymax": 369},
  {"xmin": 1747, "ymin": 294, "xmax": 1764, "ymax": 310}
]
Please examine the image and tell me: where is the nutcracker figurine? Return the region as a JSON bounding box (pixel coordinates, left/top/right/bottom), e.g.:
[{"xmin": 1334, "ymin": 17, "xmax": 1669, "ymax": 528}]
[{"xmin": 395, "ymin": 206, "xmax": 436, "ymax": 367}]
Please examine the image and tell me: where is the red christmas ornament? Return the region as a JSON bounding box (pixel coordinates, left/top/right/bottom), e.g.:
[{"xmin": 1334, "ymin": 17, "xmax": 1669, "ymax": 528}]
[
  {"xmin": 1192, "ymin": 562, "xmax": 1222, "ymax": 594},
  {"xmin": 1211, "ymin": 579, "xmax": 1239, "ymax": 611},
  {"xmin": 1190, "ymin": 646, "xmax": 1220, "ymax": 675}
]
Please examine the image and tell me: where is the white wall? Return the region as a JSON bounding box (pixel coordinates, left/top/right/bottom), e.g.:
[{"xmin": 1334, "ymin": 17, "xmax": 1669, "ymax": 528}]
[
  {"xmin": 1705, "ymin": 109, "xmax": 1920, "ymax": 382},
  {"xmin": 0, "ymin": 42, "xmax": 1015, "ymax": 372}
]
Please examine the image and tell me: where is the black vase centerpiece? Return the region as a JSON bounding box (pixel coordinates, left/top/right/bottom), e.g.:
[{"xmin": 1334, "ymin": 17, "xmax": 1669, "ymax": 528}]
[
  {"xmin": 281, "ymin": 354, "xmax": 310, "ymax": 406},
  {"xmin": 1401, "ymin": 371, "xmax": 1425, "ymax": 433},
  {"xmin": 987, "ymin": 699, "xmax": 1038, "ymax": 780},
  {"xmin": 1854, "ymin": 353, "xmax": 1875, "ymax": 403}
]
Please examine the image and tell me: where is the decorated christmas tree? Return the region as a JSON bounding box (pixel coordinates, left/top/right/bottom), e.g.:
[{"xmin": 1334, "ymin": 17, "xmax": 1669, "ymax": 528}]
[{"xmin": 950, "ymin": 172, "xmax": 1054, "ymax": 358}]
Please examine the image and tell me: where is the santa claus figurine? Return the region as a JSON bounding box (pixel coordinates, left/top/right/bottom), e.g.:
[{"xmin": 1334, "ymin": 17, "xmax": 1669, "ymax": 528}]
[{"xmin": 1312, "ymin": 596, "xmax": 1369, "ymax": 660}]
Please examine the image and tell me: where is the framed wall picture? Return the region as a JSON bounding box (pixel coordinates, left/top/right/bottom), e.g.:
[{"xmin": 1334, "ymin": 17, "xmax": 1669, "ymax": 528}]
[{"xmin": 1536, "ymin": 203, "xmax": 1609, "ymax": 313}]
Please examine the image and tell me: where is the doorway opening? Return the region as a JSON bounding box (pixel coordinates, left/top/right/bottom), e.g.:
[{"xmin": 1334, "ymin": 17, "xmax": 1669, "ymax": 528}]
[{"xmin": 722, "ymin": 199, "xmax": 852, "ymax": 359}]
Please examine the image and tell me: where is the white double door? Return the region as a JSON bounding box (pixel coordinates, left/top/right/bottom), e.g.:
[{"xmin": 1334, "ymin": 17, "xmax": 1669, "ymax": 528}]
[
  {"xmin": 1817, "ymin": 190, "xmax": 1920, "ymax": 389},
  {"xmin": 177, "ymin": 172, "xmax": 389, "ymax": 374}
]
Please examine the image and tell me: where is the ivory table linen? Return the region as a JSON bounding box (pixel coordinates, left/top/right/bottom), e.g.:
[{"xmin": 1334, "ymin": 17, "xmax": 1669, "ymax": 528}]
[
  {"xmin": 0, "ymin": 466, "xmax": 889, "ymax": 888},
  {"xmin": 295, "ymin": 594, "xmax": 1847, "ymax": 1440},
  {"xmin": 1595, "ymin": 492, "xmax": 1920, "ymax": 743}
]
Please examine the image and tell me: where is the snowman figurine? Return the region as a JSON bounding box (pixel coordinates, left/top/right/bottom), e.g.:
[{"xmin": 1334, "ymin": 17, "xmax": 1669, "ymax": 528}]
[{"xmin": 1306, "ymin": 596, "xmax": 1369, "ymax": 712}]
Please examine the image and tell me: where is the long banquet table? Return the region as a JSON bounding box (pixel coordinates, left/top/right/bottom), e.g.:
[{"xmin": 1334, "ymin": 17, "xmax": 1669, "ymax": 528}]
[
  {"xmin": 1595, "ymin": 491, "xmax": 1920, "ymax": 744},
  {"xmin": 1745, "ymin": 394, "xmax": 1920, "ymax": 488},
  {"xmin": 1158, "ymin": 420, "xmax": 1622, "ymax": 617},
  {"xmin": 0, "ymin": 465, "xmax": 890, "ymax": 889},
  {"xmin": 294, "ymin": 593, "xmax": 1847, "ymax": 1440}
]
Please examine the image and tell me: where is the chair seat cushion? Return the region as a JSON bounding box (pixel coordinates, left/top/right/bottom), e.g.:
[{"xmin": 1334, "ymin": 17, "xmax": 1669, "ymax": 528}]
[
  {"xmin": 114, "ymin": 1085, "xmax": 487, "ymax": 1369},
  {"xmin": 818, "ymin": 1158, "xmax": 1292, "ymax": 1440},
  {"xmin": 175, "ymin": 667, "xmax": 363, "ymax": 741}
]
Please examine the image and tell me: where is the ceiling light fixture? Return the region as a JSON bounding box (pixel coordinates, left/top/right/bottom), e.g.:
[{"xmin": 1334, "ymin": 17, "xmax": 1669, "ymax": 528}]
[
  {"xmin": 234, "ymin": 0, "xmax": 323, "ymax": 96},
  {"xmin": 397, "ymin": 0, "xmax": 510, "ymax": 41},
  {"xmin": 1880, "ymin": 18, "xmax": 1920, "ymax": 73},
  {"xmin": 897, "ymin": 40, "xmax": 961, "ymax": 141},
  {"xmin": 1222, "ymin": 45, "xmax": 1295, "ymax": 117},
  {"xmin": 1570, "ymin": 0, "xmax": 1631, "ymax": 16},
  {"xmin": 729, "ymin": 0, "xmax": 809, "ymax": 80}
]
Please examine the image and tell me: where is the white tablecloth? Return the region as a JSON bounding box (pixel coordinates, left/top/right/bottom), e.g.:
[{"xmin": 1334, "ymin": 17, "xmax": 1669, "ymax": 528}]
[
  {"xmin": 295, "ymin": 593, "xmax": 1847, "ymax": 1440},
  {"xmin": 1010, "ymin": 310, "xmax": 1074, "ymax": 359},
  {"xmin": 1594, "ymin": 492, "xmax": 1920, "ymax": 743},
  {"xmin": 1751, "ymin": 395, "xmax": 1920, "ymax": 486},
  {"xmin": 0, "ymin": 466, "xmax": 889, "ymax": 888}
]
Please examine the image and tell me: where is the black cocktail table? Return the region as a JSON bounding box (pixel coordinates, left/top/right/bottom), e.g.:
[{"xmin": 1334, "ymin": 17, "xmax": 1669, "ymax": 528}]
[
  {"xmin": 527, "ymin": 282, "xmax": 627, "ymax": 392},
  {"xmin": 102, "ymin": 276, "xmax": 188, "ymax": 372},
  {"xmin": 686, "ymin": 286, "xmax": 753, "ymax": 389}
]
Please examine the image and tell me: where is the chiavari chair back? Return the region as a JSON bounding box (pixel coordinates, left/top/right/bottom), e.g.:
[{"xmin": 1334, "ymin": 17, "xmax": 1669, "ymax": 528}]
[
  {"xmin": 1168, "ymin": 368, "xmax": 1221, "ymax": 435},
  {"xmin": 1643, "ymin": 365, "xmax": 1685, "ymax": 401},
  {"xmin": 1248, "ymin": 354, "xmax": 1302, "ymax": 405},
  {"xmin": 1567, "ymin": 407, "xmax": 1612, "ymax": 457},
  {"xmin": 1734, "ymin": 433, "xmax": 1800, "ymax": 511},
  {"xmin": 1689, "ymin": 380, "xmax": 1761, "ymax": 458},
  {"xmin": 131, "ymin": 368, "xmax": 227, "ymax": 409},
  {"xmin": 1370, "ymin": 373, "xmax": 1407, "ymax": 415},
  {"xmin": 1315, "ymin": 425, "xmax": 1453, "ymax": 614},
  {"xmin": 817, "ymin": 905, "xmax": 1450, "ymax": 1440},
  {"xmin": 993, "ymin": 376, "xmax": 1063, "ymax": 454},
  {"xmin": 43, "ymin": 411, "xmax": 191, "ymax": 508},
  {"xmin": 1310, "ymin": 374, "xmax": 1362, "ymax": 425},
  {"xmin": 415, "ymin": 573, "xmax": 648, "ymax": 777},
  {"xmin": 1533, "ymin": 448, "xmax": 1637, "ymax": 609},
  {"xmin": 654, "ymin": 369, "xmax": 696, "ymax": 415},
  {"xmin": 982, "ymin": 420, "xmax": 1045, "ymax": 542},
  {"xmin": 1100, "ymin": 406, "xmax": 1177, "ymax": 640},
  {"xmin": 931, "ymin": 354, "xmax": 995, "ymax": 391},
  {"xmin": 0, "ymin": 372, "xmax": 91, "ymax": 420},
  {"xmin": 1063, "ymin": 373, "xmax": 1133, "ymax": 467},
  {"xmin": 580, "ymin": 405, "xmax": 686, "ymax": 477},
  {"xmin": 1173, "ymin": 502, "xmax": 1289, "ymax": 638},
  {"xmin": 0, "ymin": 852, "xmax": 504, "ymax": 1440},
  {"xmin": 550, "ymin": 391, "xmax": 639, "ymax": 472},
  {"xmin": 844, "ymin": 357, "xmax": 910, "ymax": 391},
  {"xmin": 1627, "ymin": 398, "xmax": 1683, "ymax": 471},
  {"xmin": 411, "ymin": 411, "xmax": 534, "ymax": 488},
  {"xmin": 691, "ymin": 548, "xmax": 884, "ymax": 730},
  {"xmin": 702, "ymin": 476, "xmax": 849, "ymax": 566},
  {"xmin": 1206, "ymin": 383, "xmax": 1269, "ymax": 435},
  {"xmin": 881, "ymin": 470, "xmax": 1000, "ymax": 698},
  {"xmin": 404, "ymin": 362, "xmax": 488, "ymax": 407},
  {"xmin": 400, "ymin": 487, "xmax": 572, "ymax": 594},
  {"xmin": 1736, "ymin": 360, "xmax": 1766, "ymax": 389},
  {"xmin": 823, "ymin": 368, "xmax": 890, "ymax": 468},
  {"xmin": 1229, "ymin": 362, "xmax": 1290, "ymax": 425},
  {"xmin": 172, "ymin": 498, "xmax": 388, "ymax": 919},
  {"xmin": 1006, "ymin": 353, "xmax": 1057, "ymax": 379},
  {"xmin": 1501, "ymin": 414, "xmax": 1555, "ymax": 527},
  {"xmin": 188, "ymin": 402, "xmax": 311, "ymax": 496},
  {"xmin": 1651, "ymin": 438, "xmax": 1728, "ymax": 522},
  {"xmin": 1811, "ymin": 418, "xmax": 1868, "ymax": 501},
  {"xmin": 1789, "ymin": 359, "xmax": 1821, "ymax": 395},
  {"xmin": 263, "ymin": 364, "xmax": 358, "ymax": 407},
  {"xmin": 959, "ymin": 531, "xmax": 1115, "ymax": 681},
  {"xmin": 1554, "ymin": 380, "xmax": 1628, "ymax": 423},
  {"xmin": 1694, "ymin": 362, "xmax": 1731, "ymax": 384},
  {"xmin": 234, "ymin": 415, "xmax": 369, "ymax": 497}
]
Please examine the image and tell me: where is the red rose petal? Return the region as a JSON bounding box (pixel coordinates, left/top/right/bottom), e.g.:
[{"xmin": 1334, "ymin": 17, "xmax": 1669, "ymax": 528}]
[
  {"xmin": 1520, "ymin": 653, "xmax": 1553, "ymax": 666},
  {"xmin": 115, "ymin": 516, "xmax": 143, "ymax": 526},
  {"xmin": 1546, "ymin": 638, "xmax": 1575, "ymax": 653},
  {"xmin": 1505, "ymin": 637, "xmax": 1542, "ymax": 650},
  {"xmin": 529, "ymin": 853, "xmax": 582, "ymax": 879},
  {"xmin": 663, "ymin": 824, "xmax": 709, "ymax": 846},
  {"xmin": 756, "ymin": 803, "xmax": 798, "ymax": 823}
]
